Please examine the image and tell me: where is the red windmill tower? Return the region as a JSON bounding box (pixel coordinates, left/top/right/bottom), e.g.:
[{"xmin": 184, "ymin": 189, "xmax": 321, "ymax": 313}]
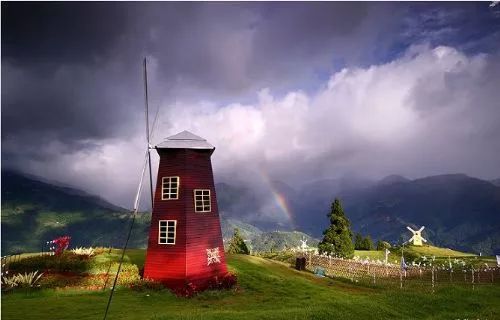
[
  {"xmin": 143, "ymin": 130, "xmax": 228, "ymax": 291},
  {"xmin": 103, "ymin": 60, "xmax": 231, "ymax": 319}
]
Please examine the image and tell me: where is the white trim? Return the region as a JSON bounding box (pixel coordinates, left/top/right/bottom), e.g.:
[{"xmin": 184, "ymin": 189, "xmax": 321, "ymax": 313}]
[
  {"xmin": 158, "ymin": 220, "xmax": 176, "ymax": 245},
  {"xmin": 161, "ymin": 176, "xmax": 180, "ymax": 200},
  {"xmin": 194, "ymin": 189, "xmax": 211, "ymax": 212}
]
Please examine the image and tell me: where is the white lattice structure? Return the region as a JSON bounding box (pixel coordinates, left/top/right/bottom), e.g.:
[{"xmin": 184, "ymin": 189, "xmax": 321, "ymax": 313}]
[{"xmin": 206, "ymin": 247, "xmax": 221, "ymax": 266}]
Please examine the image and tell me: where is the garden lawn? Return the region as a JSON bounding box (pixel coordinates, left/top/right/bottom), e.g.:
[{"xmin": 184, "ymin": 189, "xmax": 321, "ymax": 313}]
[
  {"xmin": 354, "ymin": 250, "xmax": 386, "ymax": 260},
  {"xmin": 2, "ymin": 253, "xmax": 499, "ymax": 320}
]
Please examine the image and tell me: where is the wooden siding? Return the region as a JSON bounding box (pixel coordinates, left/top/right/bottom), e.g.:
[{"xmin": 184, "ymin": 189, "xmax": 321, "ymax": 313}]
[{"xmin": 143, "ymin": 148, "xmax": 227, "ymax": 288}]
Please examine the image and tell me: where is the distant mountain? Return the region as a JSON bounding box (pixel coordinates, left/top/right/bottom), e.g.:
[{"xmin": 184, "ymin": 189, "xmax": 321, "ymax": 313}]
[
  {"xmin": 491, "ymin": 178, "xmax": 500, "ymax": 187},
  {"xmin": 1, "ymin": 170, "xmax": 318, "ymax": 255},
  {"xmin": 377, "ymin": 175, "xmax": 410, "ymax": 186},
  {"xmin": 3, "ymin": 169, "xmax": 499, "ymax": 255},
  {"xmin": 248, "ymin": 231, "xmax": 318, "ymax": 252},
  {"xmin": 292, "ymin": 174, "xmax": 500, "ymax": 254},
  {"xmin": 1, "ymin": 170, "xmax": 150, "ymax": 254},
  {"xmin": 221, "ymin": 218, "xmax": 263, "ymax": 240},
  {"xmin": 220, "ymin": 218, "xmax": 318, "ymax": 253}
]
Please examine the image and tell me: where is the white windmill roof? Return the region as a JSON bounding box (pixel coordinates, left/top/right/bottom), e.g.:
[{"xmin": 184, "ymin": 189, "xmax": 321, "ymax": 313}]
[{"xmin": 156, "ymin": 130, "xmax": 215, "ymax": 150}]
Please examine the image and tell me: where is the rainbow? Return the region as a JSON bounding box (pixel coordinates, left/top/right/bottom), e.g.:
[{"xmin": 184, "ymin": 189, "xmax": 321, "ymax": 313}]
[{"xmin": 257, "ymin": 168, "xmax": 296, "ymax": 229}]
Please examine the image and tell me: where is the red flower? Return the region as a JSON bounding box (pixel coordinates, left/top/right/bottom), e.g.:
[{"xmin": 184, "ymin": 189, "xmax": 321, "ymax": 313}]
[{"xmin": 51, "ymin": 236, "xmax": 71, "ymax": 256}]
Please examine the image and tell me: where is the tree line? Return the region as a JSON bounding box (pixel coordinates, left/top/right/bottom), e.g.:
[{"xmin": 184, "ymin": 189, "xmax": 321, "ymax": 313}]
[
  {"xmin": 226, "ymin": 198, "xmax": 391, "ymax": 257},
  {"xmin": 318, "ymin": 198, "xmax": 391, "ymax": 258}
]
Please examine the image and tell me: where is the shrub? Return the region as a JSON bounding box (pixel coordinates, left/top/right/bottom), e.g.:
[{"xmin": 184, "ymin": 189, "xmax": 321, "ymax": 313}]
[
  {"xmin": 1, "ymin": 271, "xmax": 43, "ymax": 291},
  {"xmin": 1, "ymin": 275, "xmax": 19, "ymax": 290},
  {"xmin": 87, "ymin": 261, "xmax": 137, "ymax": 275},
  {"xmin": 376, "ymin": 240, "xmax": 391, "ymax": 251},
  {"xmin": 70, "ymin": 247, "xmax": 95, "ymax": 256},
  {"xmin": 8, "ymin": 252, "xmax": 90, "ymax": 273},
  {"xmin": 13, "ymin": 271, "xmax": 44, "ymax": 288},
  {"xmin": 94, "ymin": 247, "xmax": 112, "ymax": 255},
  {"xmin": 89, "ymin": 263, "xmax": 141, "ymax": 289},
  {"xmin": 39, "ymin": 274, "xmax": 82, "ymax": 288},
  {"xmin": 130, "ymin": 279, "xmax": 167, "ymax": 292},
  {"xmin": 173, "ymin": 272, "xmax": 238, "ymax": 297},
  {"xmin": 227, "ymin": 228, "xmax": 250, "ymax": 254}
]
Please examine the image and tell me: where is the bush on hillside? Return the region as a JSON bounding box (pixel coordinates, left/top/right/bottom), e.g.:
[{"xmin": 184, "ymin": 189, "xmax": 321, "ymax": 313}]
[
  {"xmin": 376, "ymin": 240, "xmax": 391, "ymax": 251},
  {"xmin": 8, "ymin": 252, "xmax": 90, "ymax": 273},
  {"xmin": 354, "ymin": 233, "xmax": 374, "ymax": 250},
  {"xmin": 227, "ymin": 228, "xmax": 250, "ymax": 254},
  {"xmin": 361, "ymin": 235, "xmax": 374, "ymax": 250},
  {"xmin": 354, "ymin": 233, "xmax": 364, "ymax": 250},
  {"xmin": 172, "ymin": 272, "xmax": 238, "ymax": 297}
]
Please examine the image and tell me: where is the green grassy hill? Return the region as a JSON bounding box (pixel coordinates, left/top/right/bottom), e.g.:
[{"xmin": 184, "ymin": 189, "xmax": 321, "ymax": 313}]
[
  {"xmin": 354, "ymin": 245, "xmax": 476, "ymax": 261},
  {"xmin": 1, "ymin": 170, "xmax": 150, "ymax": 254},
  {"xmin": 405, "ymin": 244, "xmax": 476, "ymax": 257},
  {"xmin": 2, "ymin": 250, "xmax": 499, "ymax": 320}
]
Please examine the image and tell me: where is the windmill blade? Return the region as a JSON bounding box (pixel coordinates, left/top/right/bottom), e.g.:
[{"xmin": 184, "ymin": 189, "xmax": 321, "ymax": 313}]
[
  {"xmin": 408, "ymin": 235, "xmax": 415, "ymax": 242},
  {"xmin": 418, "ymin": 226, "xmax": 425, "ymax": 232},
  {"xmin": 406, "ymin": 226, "xmax": 415, "ymax": 233},
  {"xmin": 133, "ymin": 150, "xmax": 150, "ymax": 212},
  {"xmin": 421, "ymin": 237, "xmax": 428, "ymax": 243},
  {"xmin": 143, "ymin": 58, "xmax": 155, "ymax": 209},
  {"xmin": 149, "ymin": 103, "xmax": 161, "ymax": 142}
]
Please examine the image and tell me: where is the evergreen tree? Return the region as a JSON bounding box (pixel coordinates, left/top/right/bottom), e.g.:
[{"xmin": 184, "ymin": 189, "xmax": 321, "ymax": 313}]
[
  {"xmin": 318, "ymin": 198, "xmax": 354, "ymax": 258},
  {"xmin": 227, "ymin": 228, "xmax": 250, "ymax": 254},
  {"xmin": 354, "ymin": 233, "xmax": 364, "ymax": 250},
  {"xmin": 362, "ymin": 235, "xmax": 374, "ymax": 250}
]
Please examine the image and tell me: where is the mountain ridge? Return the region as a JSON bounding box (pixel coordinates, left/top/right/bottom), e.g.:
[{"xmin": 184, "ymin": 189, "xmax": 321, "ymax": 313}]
[{"xmin": 2, "ymin": 170, "xmax": 499, "ymax": 255}]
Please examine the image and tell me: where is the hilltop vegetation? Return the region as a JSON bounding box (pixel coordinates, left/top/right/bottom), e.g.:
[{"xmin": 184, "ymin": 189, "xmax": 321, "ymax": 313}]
[{"xmin": 1, "ymin": 170, "xmax": 150, "ymax": 254}]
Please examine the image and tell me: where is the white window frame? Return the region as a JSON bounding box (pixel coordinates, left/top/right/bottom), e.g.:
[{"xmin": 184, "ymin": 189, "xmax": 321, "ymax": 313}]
[
  {"xmin": 161, "ymin": 176, "xmax": 180, "ymax": 200},
  {"xmin": 194, "ymin": 189, "xmax": 211, "ymax": 212},
  {"xmin": 158, "ymin": 220, "xmax": 176, "ymax": 245}
]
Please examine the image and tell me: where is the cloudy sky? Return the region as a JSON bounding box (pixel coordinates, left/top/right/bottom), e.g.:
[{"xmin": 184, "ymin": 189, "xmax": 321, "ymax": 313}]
[{"xmin": 2, "ymin": 2, "xmax": 500, "ymax": 216}]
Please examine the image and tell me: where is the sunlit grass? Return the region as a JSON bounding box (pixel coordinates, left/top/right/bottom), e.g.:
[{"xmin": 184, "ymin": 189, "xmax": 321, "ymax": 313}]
[
  {"xmin": 2, "ymin": 252, "xmax": 499, "ymax": 320},
  {"xmin": 407, "ymin": 245, "xmax": 476, "ymax": 257}
]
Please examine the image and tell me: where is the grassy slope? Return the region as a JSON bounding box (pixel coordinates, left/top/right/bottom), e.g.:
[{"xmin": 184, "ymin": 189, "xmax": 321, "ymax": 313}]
[
  {"xmin": 406, "ymin": 245, "xmax": 476, "ymax": 257},
  {"xmin": 354, "ymin": 245, "xmax": 476, "ymax": 261},
  {"xmin": 2, "ymin": 252, "xmax": 499, "ymax": 320}
]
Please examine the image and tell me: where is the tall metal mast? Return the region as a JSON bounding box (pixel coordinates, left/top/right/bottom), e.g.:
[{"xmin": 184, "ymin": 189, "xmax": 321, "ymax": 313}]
[
  {"xmin": 143, "ymin": 58, "xmax": 155, "ymax": 208},
  {"xmin": 103, "ymin": 58, "xmax": 158, "ymax": 320}
]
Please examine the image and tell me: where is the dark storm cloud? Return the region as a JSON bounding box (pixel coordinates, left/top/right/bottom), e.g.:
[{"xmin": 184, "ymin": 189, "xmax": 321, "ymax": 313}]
[
  {"xmin": 2, "ymin": 2, "xmax": 399, "ymax": 163},
  {"xmin": 2, "ymin": 2, "xmax": 500, "ymax": 211},
  {"xmin": 1, "ymin": 2, "xmax": 130, "ymax": 64},
  {"xmin": 139, "ymin": 2, "xmax": 401, "ymax": 95}
]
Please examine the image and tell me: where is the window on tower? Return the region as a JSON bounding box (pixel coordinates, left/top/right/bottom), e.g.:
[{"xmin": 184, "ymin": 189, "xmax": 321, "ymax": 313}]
[
  {"xmin": 162, "ymin": 176, "xmax": 179, "ymax": 200},
  {"xmin": 194, "ymin": 189, "xmax": 211, "ymax": 212},
  {"xmin": 158, "ymin": 220, "xmax": 176, "ymax": 244}
]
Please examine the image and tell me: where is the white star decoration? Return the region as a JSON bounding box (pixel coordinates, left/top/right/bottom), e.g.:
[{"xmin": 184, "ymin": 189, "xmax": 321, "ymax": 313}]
[{"xmin": 206, "ymin": 247, "xmax": 221, "ymax": 266}]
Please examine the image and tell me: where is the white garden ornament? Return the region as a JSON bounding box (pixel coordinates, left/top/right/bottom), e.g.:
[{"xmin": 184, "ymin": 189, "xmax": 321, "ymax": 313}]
[
  {"xmin": 406, "ymin": 226, "xmax": 427, "ymax": 246},
  {"xmin": 300, "ymin": 238, "xmax": 308, "ymax": 251}
]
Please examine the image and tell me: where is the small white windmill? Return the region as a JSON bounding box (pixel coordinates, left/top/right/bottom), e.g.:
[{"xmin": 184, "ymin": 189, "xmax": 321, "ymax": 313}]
[
  {"xmin": 406, "ymin": 226, "xmax": 427, "ymax": 246},
  {"xmin": 299, "ymin": 237, "xmax": 308, "ymax": 252}
]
